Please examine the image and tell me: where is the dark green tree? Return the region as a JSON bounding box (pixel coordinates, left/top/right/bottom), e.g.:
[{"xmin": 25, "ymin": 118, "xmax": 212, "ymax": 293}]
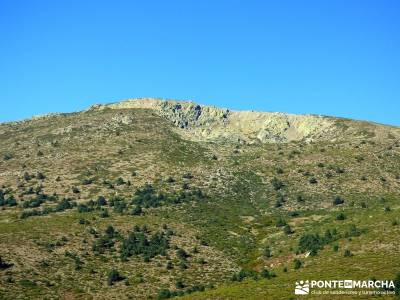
[
  {"xmin": 333, "ymin": 196, "xmax": 344, "ymax": 205},
  {"xmin": 271, "ymin": 177, "xmax": 284, "ymax": 190},
  {"xmin": 107, "ymin": 269, "xmax": 124, "ymax": 285},
  {"xmin": 293, "ymin": 258, "xmax": 302, "ymax": 269}
]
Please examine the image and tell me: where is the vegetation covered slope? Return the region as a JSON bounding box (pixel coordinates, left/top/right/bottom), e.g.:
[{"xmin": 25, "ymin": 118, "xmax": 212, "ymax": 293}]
[{"xmin": 0, "ymin": 99, "xmax": 399, "ymax": 299}]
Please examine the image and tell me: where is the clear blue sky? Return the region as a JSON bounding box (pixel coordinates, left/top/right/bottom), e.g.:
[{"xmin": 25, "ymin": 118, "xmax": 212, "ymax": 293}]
[{"xmin": 1, "ymin": 0, "xmax": 399, "ymax": 125}]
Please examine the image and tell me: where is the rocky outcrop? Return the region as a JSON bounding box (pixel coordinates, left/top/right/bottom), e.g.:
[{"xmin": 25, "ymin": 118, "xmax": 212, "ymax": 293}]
[{"xmin": 89, "ymin": 98, "xmax": 336, "ymax": 143}]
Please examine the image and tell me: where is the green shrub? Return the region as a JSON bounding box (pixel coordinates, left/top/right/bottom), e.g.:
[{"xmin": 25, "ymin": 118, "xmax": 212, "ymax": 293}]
[
  {"xmin": 82, "ymin": 178, "xmax": 94, "ymax": 185},
  {"xmin": 179, "ymin": 261, "xmax": 188, "ymax": 269},
  {"xmin": 263, "ymin": 246, "xmax": 272, "ymax": 258},
  {"xmin": 115, "ymin": 177, "xmax": 125, "ymax": 185},
  {"xmin": 20, "ymin": 209, "xmax": 41, "ymax": 219},
  {"xmin": 22, "ymin": 195, "xmax": 47, "ymax": 208},
  {"xmin": 276, "ymin": 217, "xmax": 287, "ymax": 227},
  {"xmin": 231, "ymin": 269, "xmax": 259, "ymax": 282},
  {"xmin": 96, "ymin": 196, "xmax": 107, "ymax": 206},
  {"xmin": 112, "ymin": 198, "xmax": 127, "ymax": 214},
  {"xmin": 23, "ymin": 172, "xmax": 32, "ymax": 181},
  {"xmin": 176, "ymin": 248, "xmax": 189, "ymax": 260},
  {"xmin": 100, "ymin": 208, "xmax": 110, "ymax": 218},
  {"xmin": 157, "ymin": 289, "xmax": 172, "ymax": 300},
  {"xmin": 107, "ymin": 269, "xmax": 125, "ymax": 285},
  {"xmin": 5, "ymin": 196, "xmax": 17, "ymax": 207},
  {"xmin": 131, "ymin": 205, "xmax": 143, "ymax": 215},
  {"xmin": 37, "ymin": 172, "xmax": 46, "ymax": 180},
  {"xmin": 55, "ymin": 198, "xmax": 74, "ymax": 212},
  {"xmin": 120, "ymin": 228, "xmax": 169, "ymax": 261},
  {"xmin": 271, "ymin": 177, "xmax": 284, "ymax": 190},
  {"xmin": 344, "ymin": 224, "xmax": 361, "ymax": 238},
  {"xmin": 333, "ymin": 196, "xmax": 344, "ymax": 205},
  {"xmin": 132, "ymin": 184, "xmax": 204, "ymax": 209},
  {"xmin": 77, "ymin": 204, "xmax": 91, "ymax": 213},
  {"xmin": 105, "ymin": 225, "xmax": 116, "ymax": 238},
  {"xmin": 284, "ymin": 225, "xmax": 294, "ymax": 234},
  {"xmin": 92, "ymin": 235, "xmax": 115, "ymax": 254},
  {"xmin": 336, "ymin": 213, "xmax": 346, "ymax": 220},
  {"xmin": 3, "ymin": 153, "xmax": 13, "ymax": 161},
  {"xmin": 65, "ymin": 251, "xmax": 83, "ymax": 270},
  {"xmin": 309, "ymin": 177, "xmax": 318, "ymax": 184},
  {"xmin": 293, "ymin": 259, "xmax": 302, "ymax": 269},
  {"xmin": 260, "ymin": 268, "xmax": 276, "ymax": 279},
  {"xmin": 335, "ymin": 167, "xmax": 345, "ymax": 174},
  {"xmin": 19, "ymin": 279, "xmax": 37, "ymax": 288},
  {"xmin": 298, "ymin": 233, "xmax": 324, "ymax": 255},
  {"xmin": 166, "ymin": 261, "xmax": 173, "ymax": 270},
  {"xmin": 183, "ymin": 172, "xmax": 193, "ymax": 179},
  {"xmin": 175, "ymin": 279, "xmax": 185, "ymax": 289}
]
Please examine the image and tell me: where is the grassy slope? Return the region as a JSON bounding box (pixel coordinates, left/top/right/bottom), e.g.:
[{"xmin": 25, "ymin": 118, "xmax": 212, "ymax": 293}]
[{"xmin": 179, "ymin": 203, "xmax": 400, "ymax": 299}]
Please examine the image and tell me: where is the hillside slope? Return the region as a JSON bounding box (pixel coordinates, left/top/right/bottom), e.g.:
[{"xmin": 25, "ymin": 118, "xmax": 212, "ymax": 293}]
[{"xmin": 0, "ymin": 99, "xmax": 399, "ymax": 299}]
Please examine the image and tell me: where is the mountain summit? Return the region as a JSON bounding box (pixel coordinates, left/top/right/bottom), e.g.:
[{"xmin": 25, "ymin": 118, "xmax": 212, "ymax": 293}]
[{"xmin": 86, "ymin": 98, "xmax": 397, "ymax": 144}]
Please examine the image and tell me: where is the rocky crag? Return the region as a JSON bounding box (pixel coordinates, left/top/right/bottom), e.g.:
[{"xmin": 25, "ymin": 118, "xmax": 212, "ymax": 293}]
[{"xmin": 89, "ymin": 98, "xmax": 337, "ymax": 143}]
